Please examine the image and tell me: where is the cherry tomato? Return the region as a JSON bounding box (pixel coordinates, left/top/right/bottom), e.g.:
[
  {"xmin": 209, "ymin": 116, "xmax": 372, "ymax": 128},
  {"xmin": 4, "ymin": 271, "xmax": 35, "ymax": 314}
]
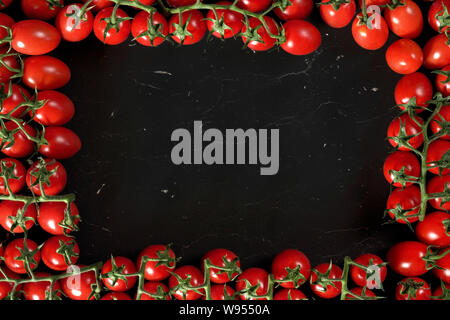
[
  {"xmin": 241, "ymin": 16, "xmax": 279, "ymax": 51},
  {"xmin": 394, "ymin": 72, "xmax": 433, "ymax": 112},
  {"xmin": 387, "ymin": 114, "xmax": 424, "ymax": 151},
  {"xmin": 319, "ymin": 0, "xmax": 356, "ymax": 28},
  {"xmin": 386, "ymin": 186, "xmax": 421, "ymax": 224},
  {"xmin": 428, "ymin": 0, "xmax": 450, "ymax": 33},
  {"xmin": 427, "ymin": 140, "xmax": 450, "ymax": 175},
  {"xmin": 39, "ymin": 126, "xmax": 81, "ymax": 160},
  {"xmin": 427, "ymin": 175, "xmax": 450, "ymax": 211},
  {"xmin": 131, "ymin": 11, "xmax": 168, "ymax": 47},
  {"xmin": 416, "ymin": 211, "xmax": 450, "ymax": 248},
  {"xmin": 0, "ymin": 200, "xmax": 36, "ymax": 233},
  {"xmin": 4, "ymin": 238, "xmax": 40, "ymax": 274},
  {"xmin": 237, "ymin": 0, "xmax": 271, "ymax": 12},
  {"xmin": 273, "ymin": 288, "xmax": 307, "ymax": 300},
  {"xmin": 0, "ymin": 13, "xmax": 14, "ymax": 46},
  {"xmin": 23, "ymin": 55, "xmax": 71, "ymax": 90},
  {"xmin": 350, "ymin": 254, "xmax": 387, "ymax": 288},
  {"xmin": 432, "ymin": 283, "xmax": 450, "ymax": 299},
  {"xmin": 383, "ymin": 151, "xmax": 420, "ymax": 187},
  {"xmin": 138, "ymin": 281, "xmax": 171, "ymax": 300},
  {"xmin": 0, "ymin": 158, "xmax": 26, "ymax": 195},
  {"xmin": 435, "ymin": 65, "xmax": 450, "ymax": 97},
  {"xmin": 169, "ymin": 265, "xmax": 205, "ymax": 300},
  {"xmin": 385, "ymin": 39, "xmax": 423, "ymax": 74},
  {"xmin": 384, "ymin": 0, "xmax": 423, "ymax": 39},
  {"xmin": 271, "ymin": 249, "xmax": 311, "ymax": 288},
  {"xmin": 433, "ymin": 249, "xmax": 450, "ymax": 283},
  {"xmin": 274, "ymin": 0, "xmax": 313, "ymax": 20},
  {"xmin": 431, "ymin": 104, "xmax": 450, "ymax": 139},
  {"xmin": 37, "ymin": 201, "xmax": 79, "ymax": 235},
  {"xmin": 12, "ymin": 20, "xmax": 61, "ymax": 55},
  {"xmin": 101, "ymin": 292, "xmax": 132, "ymax": 300},
  {"xmin": 351, "ymin": 13, "xmax": 389, "ymax": 50},
  {"xmin": 26, "ymin": 158, "xmax": 68, "ymax": 196},
  {"xmin": 0, "ymin": 267, "xmax": 20, "ymax": 299},
  {"xmin": 206, "ymin": 1, "xmax": 243, "ymax": 39},
  {"xmin": 236, "ymin": 268, "xmax": 269, "ymax": 300},
  {"xmin": 386, "ymin": 241, "xmax": 428, "ymax": 277},
  {"xmin": 166, "ymin": 0, "xmax": 197, "ymax": 7},
  {"xmin": 101, "ymin": 256, "xmax": 137, "ymax": 292},
  {"xmin": 82, "ymin": 0, "xmax": 113, "ymax": 11},
  {"xmin": 310, "ymin": 263, "xmax": 343, "ymax": 299},
  {"xmin": 344, "ymin": 287, "xmax": 376, "ymax": 300},
  {"xmin": 281, "ymin": 20, "xmax": 321, "ymax": 56},
  {"xmin": 396, "ymin": 277, "xmax": 431, "ymax": 300},
  {"xmin": 21, "ymin": 0, "xmax": 63, "ymax": 20},
  {"xmin": 61, "ymin": 265, "xmax": 97, "ymax": 300},
  {"xmin": 201, "ymin": 248, "xmax": 240, "ymax": 284},
  {"xmin": 0, "ymin": 84, "xmax": 31, "ymax": 118},
  {"xmin": 41, "ymin": 235, "xmax": 79, "ymax": 271},
  {"xmin": 137, "ymin": 244, "xmax": 176, "ymax": 281},
  {"xmin": 56, "ymin": 4, "xmax": 94, "ymax": 42},
  {"xmin": 0, "ymin": 0, "xmax": 13, "ymax": 10},
  {"xmin": 169, "ymin": 10, "xmax": 207, "ymax": 45},
  {"xmin": 23, "ymin": 272, "xmax": 61, "ymax": 300},
  {"xmin": 0, "ymin": 121, "xmax": 36, "ymax": 158},
  {"xmin": 0, "ymin": 47, "xmax": 19, "ymax": 83},
  {"xmin": 358, "ymin": 0, "xmax": 390, "ymax": 7},
  {"xmin": 423, "ymin": 34, "xmax": 450, "ymax": 70},
  {"xmin": 208, "ymin": 284, "xmax": 236, "ymax": 300},
  {"xmin": 93, "ymin": 7, "xmax": 131, "ymax": 45},
  {"xmin": 132, "ymin": 0, "xmax": 155, "ymax": 5},
  {"xmin": 32, "ymin": 90, "xmax": 75, "ymax": 126}
]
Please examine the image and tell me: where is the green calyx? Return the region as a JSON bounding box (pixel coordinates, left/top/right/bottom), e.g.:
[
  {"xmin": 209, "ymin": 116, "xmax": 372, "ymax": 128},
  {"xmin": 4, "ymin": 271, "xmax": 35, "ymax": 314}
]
[{"xmin": 318, "ymin": 0, "xmax": 350, "ymax": 11}]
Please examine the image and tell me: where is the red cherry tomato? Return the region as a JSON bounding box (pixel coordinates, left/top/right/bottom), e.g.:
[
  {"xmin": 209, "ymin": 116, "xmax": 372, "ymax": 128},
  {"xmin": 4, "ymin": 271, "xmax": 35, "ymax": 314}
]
[
  {"xmin": 0, "ymin": 158, "xmax": 26, "ymax": 195},
  {"xmin": 0, "ymin": 84, "xmax": 31, "ymax": 118},
  {"xmin": 319, "ymin": 0, "xmax": 356, "ymax": 28},
  {"xmin": 32, "ymin": 90, "xmax": 75, "ymax": 126},
  {"xmin": 101, "ymin": 292, "xmax": 132, "ymax": 300},
  {"xmin": 0, "ymin": 0, "xmax": 13, "ymax": 10},
  {"xmin": 428, "ymin": 0, "xmax": 450, "ymax": 33},
  {"xmin": 4, "ymin": 238, "xmax": 40, "ymax": 274},
  {"xmin": 137, "ymin": 244, "xmax": 176, "ymax": 281},
  {"xmin": 271, "ymin": 249, "xmax": 311, "ymax": 288},
  {"xmin": 236, "ymin": 267, "xmax": 269, "ymax": 300},
  {"xmin": 385, "ymin": 39, "xmax": 423, "ymax": 74},
  {"xmin": 61, "ymin": 265, "xmax": 97, "ymax": 300},
  {"xmin": 23, "ymin": 272, "xmax": 61, "ymax": 300},
  {"xmin": 423, "ymin": 34, "xmax": 450, "ymax": 70},
  {"xmin": 394, "ymin": 72, "xmax": 433, "ymax": 112},
  {"xmin": 351, "ymin": 13, "xmax": 389, "ymax": 50},
  {"xmin": 427, "ymin": 140, "xmax": 450, "ymax": 175},
  {"xmin": 26, "ymin": 158, "xmax": 67, "ymax": 196},
  {"xmin": 416, "ymin": 211, "xmax": 450, "ymax": 248},
  {"xmin": 101, "ymin": 256, "xmax": 138, "ymax": 292},
  {"xmin": 383, "ymin": 151, "xmax": 420, "ymax": 187},
  {"xmin": 37, "ymin": 201, "xmax": 79, "ymax": 235},
  {"xmin": 427, "ymin": 175, "xmax": 450, "ymax": 211},
  {"xmin": 435, "ymin": 65, "xmax": 450, "ymax": 97},
  {"xmin": 131, "ymin": 11, "xmax": 168, "ymax": 47},
  {"xmin": 433, "ymin": 249, "xmax": 450, "ymax": 283},
  {"xmin": 0, "ymin": 267, "xmax": 21, "ymax": 299},
  {"xmin": 12, "ymin": 20, "xmax": 61, "ymax": 55},
  {"xmin": 396, "ymin": 277, "xmax": 431, "ymax": 300},
  {"xmin": 350, "ymin": 254, "xmax": 387, "ymax": 288},
  {"xmin": 0, "ymin": 121, "xmax": 36, "ymax": 158},
  {"xmin": 0, "ymin": 200, "xmax": 37, "ymax": 233},
  {"xmin": 0, "ymin": 13, "xmax": 14, "ymax": 47},
  {"xmin": 0, "ymin": 47, "xmax": 19, "ymax": 83},
  {"xmin": 386, "ymin": 186, "xmax": 421, "ymax": 224},
  {"xmin": 39, "ymin": 126, "xmax": 81, "ymax": 160},
  {"xmin": 23, "ymin": 55, "xmax": 71, "ymax": 90},
  {"xmin": 431, "ymin": 104, "xmax": 450, "ymax": 139},
  {"xmin": 358, "ymin": 0, "xmax": 390, "ymax": 7},
  {"xmin": 208, "ymin": 284, "xmax": 236, "ymax": 300},
  {"xmin": 386, "ymin": 241, "xmax": 428, "ymax": 277},
  {"xmin": 274, "ymin": 0, "xmax": 313, "ymax": 20},
  {"xmin": 132, "ymin": 0, "xmax": 155, "ymax": 5},
  {"xmin": 93, "ymin": 7, "xmax": 131, "ymax": 45},
  {"xmin": 201, "ymin": 248, "xmax": 240, "ymax": 284},
  {"xmin": 169, "ymin": 10, "xmax": 207, "ymax": 45},
  {"xmin": 82, "ymin": 0, "xmax": 113, "ymax": 11},
  {"xmin": 310, "ymin": 263, "xmax": 343, "ymax": 299},
  {"xmin": 384, "ymin": 0, "xmax": 423, "ymax": 39},
  {"xmin": 169, "ymin": 265, "xmax": 205, "ymax": 300},
  {"xmin": 206, "ymin": 1, "xmax": 243, "ymax": 39},
  {"xmin": 281, "ymin": 20, "xmax": 321, "ymax": 56},
  {"xmin": 166, "ymin": 0, "xmax": 197, "ymax": 7},
  {"xmin": 56, "ymin": 4, "xmax": 94, "ymax": 42},
  {"xmin": 241, "ymin": 16, "xmax": 279, "ymax": 51},
  {"xmin": 137, "ymin": 282, "xmax": 171, "ymax": 300},
  {"xmin": 345, "ymin": 287, "xmax": 376, "ymax": 300},
  {"xmin": 237, "ymin": 0, "xmax": 271, "ymax": 12},
  {"xmin": 387, "ymin": 114, "xmax": 424, "ymax": 151},
  {"xmin": 21, "ymin": 0, "xmax": 63, "ymax": 20},
  {"xmin": 273, "ymin": 288, "xmax": 307, "ymax": 300},
  {"xmin": 41, "ymin": 235, "xmax": 79, "ymax": 271},
  {"xmin": 432, "ymin": 282, "xmax": 450, "ymax": 299}
]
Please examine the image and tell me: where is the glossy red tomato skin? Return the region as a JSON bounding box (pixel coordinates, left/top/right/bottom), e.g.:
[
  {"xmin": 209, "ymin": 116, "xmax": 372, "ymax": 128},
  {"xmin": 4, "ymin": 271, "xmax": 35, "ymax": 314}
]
[
  {"xmin": 396, "ymin": 277, "xmax": 431, "ymax": 300},
  {"xmin": 4, "ymin": 238, "xmax": 40, "ymax": 274},
  {"xmin": 101, "ymin": 292, "xmax": 132, "ymax": 300},
  {"xmin": 169, "ymin": 10, "xmax": 207, "ymax": 45},
  {"xmin": 274, "ymin": 0, "xmax": 313, "ymax": 20},
  {"xmin": 350, "ymin": 254, "xmax": 387, "ymax": 288},
  {"xmin": 428, "ymin": 0, "xmax": 450, "ymax": 33},
  {"xmin": 0, "ymin": 0, "xmax": 13, "ymax": 10},
  {"xmin": 138, "ymin": 282, "xmax": 171, "ymax": 300},
  {"xmin": 169, "ymin": 265, "xmax": 205, "ymax": 300},
  {"xmin": 82, "ymin": 0, "xmax": 113, "ymax": 11},
  {"xmin": 384, "ymin": 0, "xmax": 423, "ymax": 39},
  {"xmin": 416, "ymin": 211, "xmax": 450, "ymax": 247},
  {"xmin": 206, "ymin": 1, "xmax": 243, "ymax": 39},
  {"xmin": 201, "ymin": 248, "xmax": 240, "ymax": 284},
  {"xmin": 132, "ymin": 0, "xmax": 155, "ymax": 5},
  {"xmin": 427, "ymin": 140, "xmax": 450, "ymax": 175},
  {"xmin": 241, "ymin": 16, "xmax": 279, "ymax": 51},
  {"xmin": 431, "ymin": 104, "xmax": 450, "ymax": 139},
  {"xmin": 385, "ymin": 39, "xmax": 423, "ymax": 74},
  {"xmin": 436, "ymin": 65, "xmax": 450, "ymax": 97},
  {"xmin": 12, "ymin": 20, "xmax": 61, "ymax": 55},
  {"xmin": 32, "ymin": 90, "xmax": 75, "ymax": 126},
  {"xmin": 56, "ymin": 4, "xmax": 94, "ymax": 42},
  {"xmin": 237, "ymin": 0, "xmax": 271, "ymax": 12},
  {"xmin": 383, "ymin": 151, "xmax": 420, "ymax": 187},
  {"xmin": 344, "ymin": 287, "xmax": 376, "ymax": 300},
  {"xmin": 433, "ymin": 249, "xmax": 450, "ymax": 283},
  {"xmin": 423, "ymin": 34, "xmax": 450, "ymax": 70},
  {"xmin": 21, "ymin": 0, "xmax": 63, "ymax": 20},
  {"xmin": 433, "ymin": 283, "xmax": 450, "ymax": 299},
  {"xmin": 131, "ymin": 11, "xmax": 168, "ymax": 47},
  {"xmin": 0, "ymin": 267, "xmax": 21, "ymax": 299},
  {"xmin": 386, "ymin": 186, "xmax": 421, "ymax": 224},
  {"xmin": 0, "ymin": 200, "xmax": 37, "ymax": 233},
  {"xmin": 0, "ymin": 47, "xmax": 19, "ymax": 83},
  {"xmin": 271, "ymin": 249, "xmax": 311, "ymax": 288},
  {"xmin": 319, "ymin": 0, "xmax": 356, "ymax": 28},
  {"xmin": 167, "ymin": 0, "xmax": 197, "ymax": 7},
  {"xmin": 94, "ymin": 7, "xmax": 131, "ymax": 45},
  {"xmin": 101, "ymin": 256, "xmax": 138, "ymax": 292},
  {"xmin": 23, "ymin": 55, "xmax": 71, "ymax": 90},
  {"xmin": 41, "ymin": 235, "xmax": 79, "ymax": 271},
  {"xmin": 427, "ymin": 175, "xmax": 450, "ymax": 211},
  {"xmin": 273, "ymin": 288, "xmax": 307, "ymax": 300},
  {"xmin": 358, "ymin": 0, "xmax": 390, "ymax": 7},
  {"xmin": 351, "ymin": 13, "xmax": 389, "ymax": 50},
  {"xmin": 236, "ymin": 268, "xmax": 269, "ymax": 300},
  {"xmin": 0, "ymin": 158, "xmax": 26, "ymax": 195},
  {"xmin": 394, "ymin": 72, "xmax": 433, "ymax": 112},
  {"xmin": 281, "ymin": 20, "xmax": 321, "ymax": 56},
  {"xmin": 1, "ymin": 121, "xmax": 36, "ymax": 158},
  {"xmin": 37, "ymin": 201, "xmax": 79, "ymax": 235},
  {"xmin": 61, "ymin": 265, "xmax": 97, "ymax": 300},
  {"xmin": 0, "ymin": 84, "xmax": 31, "ymax": 118},
  {"xmin": 23, "ymin": 272, "xmax": 61, "ymax": 300},
  {"xmin": 39, "ymin": 126, "xmax": 81, "ymax": 160},
  {"xmin": 0, "ymin": 13, "xmax": 14, "ymax": 46},
  {"xmin": 387, "ymin": 114, "xmax": 424, "ymax": 151},
  {"xmin": 386, "ymin": 241, "xmax": 428, "ymax": 277},
  {"xmin": 137, "ymin": 244, "xmax": 176, "ymax": 281},
  {"xmin": 208, "ymin": 284, "xmax": 236, "ymax": 300},
  {"xmin": 310, "ymin": 263, "xmax": 343, "ymax": 299},
  {"xmin": 26, "ymin": 158, "xmax": 67, "ymax": 196}
]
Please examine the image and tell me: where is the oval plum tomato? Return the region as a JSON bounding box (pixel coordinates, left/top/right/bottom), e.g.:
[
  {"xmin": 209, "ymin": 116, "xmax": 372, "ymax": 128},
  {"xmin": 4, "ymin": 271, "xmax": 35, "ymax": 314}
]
[
  {"xmin": 281, "ymin": 20, "xmax": 321, "ymax": 56},
  {"xmin": 416, "ymin": 211, "xmax": 450, "ymax": 247},
  {"xmin": 383, "ymin": 151, "xmax": 420, "ymax": 187},
  {"xmin": 319, "ymin": 0, "xmax": 356, "ymax": 29},
  {"xmin": 0, "ymin": 13, "xmax": 14, "ymax": 46},
  {"xmin": 169, "ymin": 10, "xmax": 207, "ymax": 45},
  {"xmin": 1, "ymin": 84, "xmax": 31, "ymax": 118},
  {"xmin": 41, "ymin": 235, "xmax": 79, "ymax": 271},
  {"xmin": 0, "ymin": 200, "xmax": 37, "ymax": 233},
  {"xmin": 351, "ymin": 13, "xmax": 389, "ymax": 50},
  {"xmin": 137, "ymin": 282, "xmax": 171, "ymax": 300},
  {"xmin": 12, "ymin": 20, "xmax": 61, "ymax": 55},
  {"xmin": 82, "ymin": 0, "xmax": 113, "ymax": 11},
  {"xmin": 384, "ymin": 0, "xmax": 423, "ymax": 39},
  {"xmin": 387, "ymin": 114, "xmax": 424, "ymax": 151},
  {"xmin": 101, "ymin": 292, "xmax": 132, "ymax": 300},
  {"xmin": 0, "ymin": 0, "xmax": 13, "ymax": 10},
  {"xmin": 131, "ymin": 11, "xmax": 168, "ymax": 47},
  {"xmin": 0, "ymin": 121, "xmax": 36, "ymax": 158},
  {"xmin": 37, "ymin": 201, "xmax": 79, "ymax": 235},
  {"xmin": 0, "ymin": 158, "xmax": 26, "ymax": 195},
  {"xmin": 32, "ymin": 90, "xmax": 75, "ymax": 126},
  {"xmin": 344, "ymin": 287, "xmax": 376, "ymax": 300},
  {"xmin": 274, "ymin": 0, "xmax": 313, "ymax": 20},
  {"xmin": 431, "ymin": 104, "xmax": 450, "ymax": 139},
  {"xmin": 433, "ymin": 249, "xmax": 450, "ymax": 283},
  {"xmin": 386, "ymin": 186, "xmax": 421, "ymax": 224},
  {"xmin": 101, "ymin": 256, "xmax": 138, "ymax": 292},
  {"xmin": 208, "ymin": 284, "xmax": 236, "ymax": 300},
  {"xmin": 0, "ymin": 268, "xmax": 21, "ymax": 299},
  {"xmin": 236, "ymin": 268, "xmax": 269, "ymax": 300},
  {"xmin": 0, "ymin": 48, "xmax": 19, "ymax": 83},
  {"xmin": 169, "ymin": 265, "xmax": 205, "ymax": 300},
  {"xmin": 385, "ymin": 39, "xmax": 423, "ymax": 74},
  {"xmin": 386, "ymin": 241, "xmax": 428, "ymax": 277},
  {"xmin": 4, "ymin": 238, "xmax": 40, "ymax": 274},
  {"xmin": 237, "ymin": 0, "xmax": 271, "ymax": 12},
  {"xmin": 61, "ymin": 265, "xmax": 97, "ymax": 300},
  {"xmin": 56, "ymin": 4, "xmax": 94, "ymax": 42},
  {"xmin": 432, "ymin": 282, "xmax": 450, "ymax": 299},
  {"xmin": 241, "ymin": 16, "xmax": 279, "ymax": 51},
  {"xmin": 137, "ymin": 244, "xmax": 176, "ymax": 281},
  {"xmin": 428, "ymin": 0, "xmax": 450, "ymax": 33},
  {"xmin": 21, "ymin": 0, "xmax": 63, "ymax": 20},
  {"xmin": 271, "ymin": 249, "xmax": 311, "ymax": 288},
  {"xmin": 23, "ymin": 55, "xmax": 71, "ymax": 90},
  {"xmin": 435, "ymin": 65, "xmax": 450, "ymax": 97},
  {"xmin": 201, "ymin": 248, "xmax": 240, "ymax": 284},
  {"xmin": 427, "ymin": 140, "xmax": 450, "ymax": 175},
  {"xmin": 350, "ymin": 254, "xmax": 387, "ymax": 288},
  {"xmin": 206, "ymin": 1, "xmax": 243, "ymax": 39},
  {"xmin": 396, "ymin": 277, "xmax": 431, "ymax": 300},
  {"xmin": 93, "ymin": 7, "xmax": 131, "ymax": 45},
  {"xmin": 427, "ymin": 175, "xmax": 450, "ymax": 211},
  {"xmin": 394, "ymin": 72, "xmax": 433, "ymax": 112},
  {"xmin": 26, "ymin": 158, "xmax": 67, "ymax": 196},
  {"xmin": 310, "ymin": 263, "xmax": 343, "ymax": 299},
  {"xmin": 23, "ymin": 272, "xmax": 61, "ymax": 300},
  {"xmin": 423, "ymin": 34, "xmax": 450, "ymax": 70},
  {"xmin": 273, "ymin": 288, "xmax": 307, "ymax": 300},
  {"xmin": 166, "ymin": 0, "xmax": 197, "ymax": 7},
  {"xmin": 39, "ymin": 126, "xmax": 81, "ymax": 160}
]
